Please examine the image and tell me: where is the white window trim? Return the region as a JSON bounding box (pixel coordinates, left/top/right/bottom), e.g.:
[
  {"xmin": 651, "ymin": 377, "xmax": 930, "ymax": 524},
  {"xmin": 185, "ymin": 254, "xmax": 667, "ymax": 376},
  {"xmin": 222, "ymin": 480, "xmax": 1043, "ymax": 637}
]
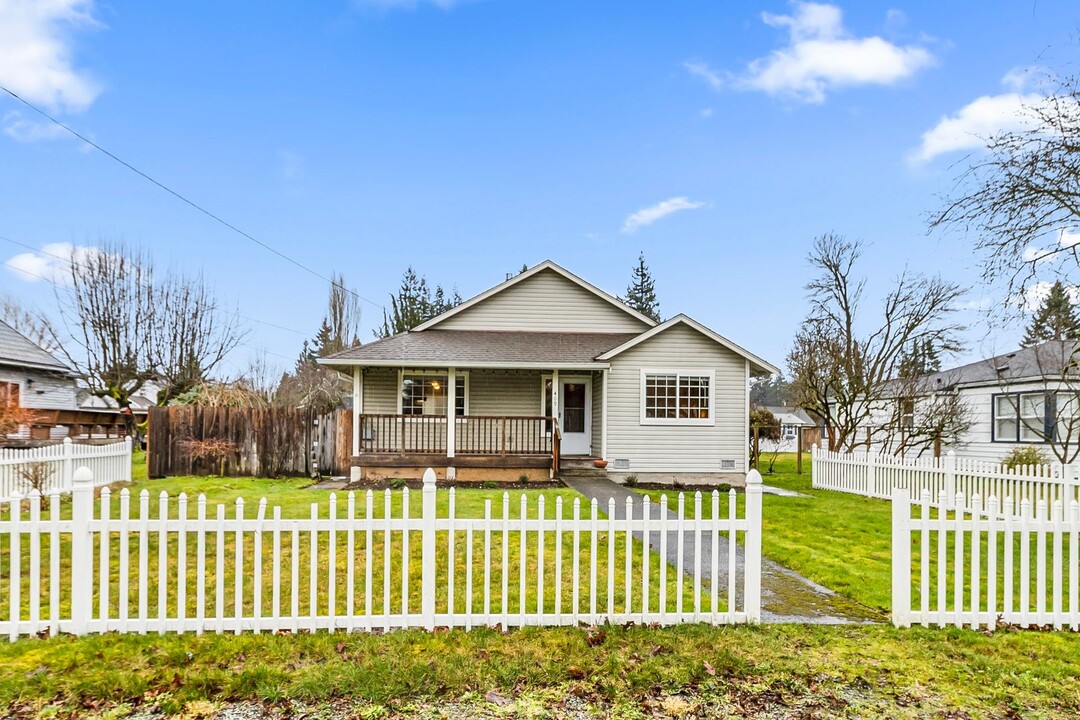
[
  {"xmin": 639, "ymin": 368, "xmax": 715, "ymax": 426},
  {"xmin": 396, "ymin": 370, "xmax": 470, "ymax": 416}
]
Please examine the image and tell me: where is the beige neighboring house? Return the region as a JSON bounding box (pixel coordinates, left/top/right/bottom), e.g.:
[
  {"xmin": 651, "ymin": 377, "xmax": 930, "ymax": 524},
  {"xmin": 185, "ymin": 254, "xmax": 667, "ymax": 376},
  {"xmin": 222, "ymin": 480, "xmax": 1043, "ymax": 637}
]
[{"xmin": 319, "ymin": 261, "xmax": 777, "ymax": 484}]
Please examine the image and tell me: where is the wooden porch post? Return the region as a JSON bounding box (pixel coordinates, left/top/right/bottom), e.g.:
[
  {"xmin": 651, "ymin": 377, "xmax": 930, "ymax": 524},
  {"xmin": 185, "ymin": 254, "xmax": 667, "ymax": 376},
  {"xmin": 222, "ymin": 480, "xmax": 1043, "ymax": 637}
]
[
  {"xmin": 551, "ymin": 369, "xmax": 560, "ymax": 431},
  {"xmin": 351, "ymin": 366, "xmax": 363, "ymax": 483}
]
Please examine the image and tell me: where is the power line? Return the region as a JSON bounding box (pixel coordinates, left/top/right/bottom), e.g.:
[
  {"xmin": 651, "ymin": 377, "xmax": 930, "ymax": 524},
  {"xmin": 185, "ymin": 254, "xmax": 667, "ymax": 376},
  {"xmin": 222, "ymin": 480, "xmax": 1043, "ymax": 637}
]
[
  {"xmin": 0, "ymin": 83, "xmax": 385, "ymax": 311},
  {"xmin": 0, "ymin": 234, "xmax": 309, "ymax": 336}
]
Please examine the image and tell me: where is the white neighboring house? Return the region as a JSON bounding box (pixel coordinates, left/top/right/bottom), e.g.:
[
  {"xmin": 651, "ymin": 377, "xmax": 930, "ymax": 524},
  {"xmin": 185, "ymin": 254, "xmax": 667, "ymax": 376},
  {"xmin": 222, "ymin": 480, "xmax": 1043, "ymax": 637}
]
[
  {"xmin": 758, "ymin": 406, "xmax": 816, "ymax": 453},
  {"xmin": 858, "ymin": 340, "xmax": 1080, "ymax": 464},
  {"xmin": 319, "ymin": 261, "xmax": 778, "ymax": 484},
  {"xmin": 1, "ymin": 319, "xmax": 158, "ymax": 443}
]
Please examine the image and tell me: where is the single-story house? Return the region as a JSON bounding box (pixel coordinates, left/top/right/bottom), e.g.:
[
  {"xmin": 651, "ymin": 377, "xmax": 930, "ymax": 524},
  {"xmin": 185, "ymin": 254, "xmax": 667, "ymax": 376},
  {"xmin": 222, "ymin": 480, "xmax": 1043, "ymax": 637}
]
[
  {"xmin": 859, "ymin": 340, "xmax": 1080, "ymax": 463},
  {"xmin": 319, "ymin": 261, "xmax": 777, "ymax": 484},
  {"xmin": 0, "ymin": 319, "xmax": 151, "ymax": 443},
  {"xmin": 758, "ymin": 405, "xmax": 818, "ymax": 452}
]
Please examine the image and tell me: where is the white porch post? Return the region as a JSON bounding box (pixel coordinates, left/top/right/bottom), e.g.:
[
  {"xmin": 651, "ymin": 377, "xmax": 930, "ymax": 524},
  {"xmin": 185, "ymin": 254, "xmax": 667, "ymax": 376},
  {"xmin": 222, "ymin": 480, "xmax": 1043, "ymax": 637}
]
[
  {"xmin": 551, "ymin": 369, "xmax": 560, "ymax": 430},
  {"xmin": 351, "ymin": 366, "xmax": 363, "ymax": 483},
  {"xmin": 601, "ymin": 368, "xmax": 609, "ymax": 460},
  {"xmin": 446, "ymin": 367, "xmax": 457, "ymax": 464}
]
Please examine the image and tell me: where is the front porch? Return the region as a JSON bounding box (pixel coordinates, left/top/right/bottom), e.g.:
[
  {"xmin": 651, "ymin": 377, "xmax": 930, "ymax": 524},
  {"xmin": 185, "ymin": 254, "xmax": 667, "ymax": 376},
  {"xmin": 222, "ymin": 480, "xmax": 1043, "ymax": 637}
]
[{"xmin": 347, "ymin": 366, "xmax": 609, "ymax": 482}]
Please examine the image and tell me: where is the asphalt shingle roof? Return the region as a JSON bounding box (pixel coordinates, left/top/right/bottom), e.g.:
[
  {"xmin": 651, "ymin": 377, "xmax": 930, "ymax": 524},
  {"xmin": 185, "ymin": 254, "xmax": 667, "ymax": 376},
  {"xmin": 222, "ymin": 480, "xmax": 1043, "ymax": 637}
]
[
  {"xmin": 921, "ymin": 340, "xmax": 1078, "ymax": 388},
  {"xmin": 0, "ymin": 320, "xmax": 70, "ymax": 373},
  {"xmin": 322, "ymin": 330, "xmax": 639, "ymax": 366}
]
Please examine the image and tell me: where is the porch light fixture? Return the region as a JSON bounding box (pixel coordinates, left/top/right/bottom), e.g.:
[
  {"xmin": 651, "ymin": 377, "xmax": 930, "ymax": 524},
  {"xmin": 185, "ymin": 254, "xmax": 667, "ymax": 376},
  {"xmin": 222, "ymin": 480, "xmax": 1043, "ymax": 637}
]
[{"xmin": 430, "ymin": 381, "xmax": 441, "ymax": 391}]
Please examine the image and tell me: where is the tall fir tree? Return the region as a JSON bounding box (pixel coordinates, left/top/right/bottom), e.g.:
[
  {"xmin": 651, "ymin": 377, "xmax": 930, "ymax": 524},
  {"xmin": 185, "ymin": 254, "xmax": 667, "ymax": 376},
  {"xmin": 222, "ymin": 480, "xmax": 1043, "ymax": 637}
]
[
  {"xmin": 376, "ymin": 267, "xmax": 462, "ymax": 337},
  {"xmin": 1021, "ymin": 281, "xmax": 1080, "ymax": 347},
  {"xmin": 897, "ymin": 338, "xmax": 943, "ymax": 377},
  {"xmin": 621, "ymin": 252, "xmax": 661, "ymax": 322}
]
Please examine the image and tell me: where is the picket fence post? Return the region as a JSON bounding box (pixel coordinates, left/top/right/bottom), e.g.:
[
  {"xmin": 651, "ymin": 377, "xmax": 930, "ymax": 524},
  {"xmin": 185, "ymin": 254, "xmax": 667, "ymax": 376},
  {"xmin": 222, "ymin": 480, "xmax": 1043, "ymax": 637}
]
[
  {"xmin": 61, "ymin": 438, "xmax": 74, "ymax": 493},
  {"xmin": 744, "ymin": 469, "xmax": 763, "ymax": 622},
  {"xmin": 866, "ymin": 452, "xmax": 877, "ymax": 497},
  {"xmin": 421, "ymin": 468, "xmax": 437, "ymax": 630},
  {"xmin": 891, "ymin": 486, "xmax": 911, "ymax": 628},
  {"xmin": 943, "ymin": 451, "xmax": 957, "ymax": 511},
  {"xmin": 810, "ymin": 444, "xmax": 818, "ymax": 488},
  {"xmin": 70, "ymin": 466, "xmax": 95, "ymax": 636}
]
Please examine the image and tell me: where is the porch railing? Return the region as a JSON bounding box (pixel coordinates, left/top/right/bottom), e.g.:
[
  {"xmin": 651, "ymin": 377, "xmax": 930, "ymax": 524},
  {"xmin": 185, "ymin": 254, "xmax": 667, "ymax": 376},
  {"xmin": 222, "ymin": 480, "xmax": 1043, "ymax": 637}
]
[{"xmin": 358, "ymin": 414, "xmax": 555, "ymax": 456}]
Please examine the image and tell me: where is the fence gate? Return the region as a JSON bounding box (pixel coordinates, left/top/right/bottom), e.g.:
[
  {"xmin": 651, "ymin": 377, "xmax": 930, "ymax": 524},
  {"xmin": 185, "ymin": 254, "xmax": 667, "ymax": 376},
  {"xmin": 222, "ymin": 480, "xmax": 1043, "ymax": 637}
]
[{"xmin": 0, "ymin": 467, "xmax": 764, "ymax": 639}]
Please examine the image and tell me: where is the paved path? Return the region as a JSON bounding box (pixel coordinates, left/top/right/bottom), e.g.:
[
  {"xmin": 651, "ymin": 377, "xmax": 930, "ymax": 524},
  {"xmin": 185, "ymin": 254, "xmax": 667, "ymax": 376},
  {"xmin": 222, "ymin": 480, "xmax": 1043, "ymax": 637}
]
[{"xmin": 560, "ymin": 476, "xmax": 879, "ymax": 624}]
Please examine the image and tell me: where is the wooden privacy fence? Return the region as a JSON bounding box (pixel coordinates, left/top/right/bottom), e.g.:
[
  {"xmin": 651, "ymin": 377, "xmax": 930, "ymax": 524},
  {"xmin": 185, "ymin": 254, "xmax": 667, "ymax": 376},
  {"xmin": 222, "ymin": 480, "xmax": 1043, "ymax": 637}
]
[
  {"xmin": 812, "ymin": 446, "xmax": 1080, "ymax": 517},
  {"xmin": 0, "ymin": 438, "xmax": 131, "ymax": 502},
  {"xmin": 0, "ymin": 467, "xmax": 763, "ymax": 639},
  {"xmin": 148, "ymin": 406, "xmax": 353, "ymax": 479},
  {"xmin": 892, "ymin": 488, "xmax": 1080, "ymax": 631}
]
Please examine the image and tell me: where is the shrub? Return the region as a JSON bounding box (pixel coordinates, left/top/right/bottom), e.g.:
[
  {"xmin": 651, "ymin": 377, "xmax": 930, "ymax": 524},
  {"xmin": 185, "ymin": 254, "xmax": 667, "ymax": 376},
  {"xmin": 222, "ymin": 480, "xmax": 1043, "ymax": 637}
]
[
  {"xmin": 182, "ymin": 437, "xmax": 239, "ymax": 477},
  {"xmin": 389, "ymin": 477, "xmax": 407, "ymax": 489},
  {"xmin": 623, "ymin": 474, "xmax": 639, "ymax": 487},
  {"xmin": 518, "ymin": 473, "xmax": 530, "ymax": 484},
  {"xmin": 480, "ymin": 481, "xmax": 498, "ymax": 489},
  {"xmin": 18, "ymin": 461, "xmax": 54, "ymax": 506},
  {"xmin": 717, "ymin": 483, "xmax": 732, "ymax": 493},
  {"xmin": 1002, "ymin": 446, "xmax": 1049, "ymax": 470}
]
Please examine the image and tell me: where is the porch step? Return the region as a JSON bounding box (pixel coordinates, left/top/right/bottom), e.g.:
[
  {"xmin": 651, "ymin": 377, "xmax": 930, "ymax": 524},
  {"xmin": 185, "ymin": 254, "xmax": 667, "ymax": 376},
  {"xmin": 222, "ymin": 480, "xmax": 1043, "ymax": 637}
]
[{"xmin": 558, "ymin": 456, "xmax": 603, "ymax": 470}]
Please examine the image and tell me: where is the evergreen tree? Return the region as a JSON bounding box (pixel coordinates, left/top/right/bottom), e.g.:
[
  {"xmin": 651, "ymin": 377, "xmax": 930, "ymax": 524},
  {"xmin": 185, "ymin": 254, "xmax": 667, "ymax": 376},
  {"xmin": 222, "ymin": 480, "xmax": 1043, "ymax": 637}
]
[
  {"xmin": 621, "ymin": 252, "xmax": 661, "ymax": 322},
  {"xmin": 376, "ymin": 268, "xmax": 463, "ymax": 338},
  {"xmin": 1021, "ymin": 281, "xmax": 1080, "ymax": 347},
  {"xmin": 897, "ymin": 338, "xmax": 943, "ymax": 377}
]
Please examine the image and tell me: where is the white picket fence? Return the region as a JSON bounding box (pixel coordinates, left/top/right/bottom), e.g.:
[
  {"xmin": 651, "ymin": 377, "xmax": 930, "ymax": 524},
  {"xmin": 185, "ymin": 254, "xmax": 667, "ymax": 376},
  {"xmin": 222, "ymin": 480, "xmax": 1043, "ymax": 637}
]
[
  {"xmin": 0, "ymin": 467, "xmax": 763, "ymax": 639},
  {"xmin": 0, "ymin": 438, "xmax": 132, "ymax": 502},
  {"xmin": 812, "ymin": 445, "xmax": 1080, "ymax": 516},
  {"xmin": 892, "ymin": 488, "xmax": 1080, "ymax": 630}
]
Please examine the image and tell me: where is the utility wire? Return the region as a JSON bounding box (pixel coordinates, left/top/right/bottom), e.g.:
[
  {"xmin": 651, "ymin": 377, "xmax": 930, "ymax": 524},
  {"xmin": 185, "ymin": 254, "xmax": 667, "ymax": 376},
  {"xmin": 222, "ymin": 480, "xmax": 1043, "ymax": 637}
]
[
  {"xmin": 0, "ymin": 83, "xmax": 385, "ymax": 311},
  {"xmin": 0, "ymin": 234, "xmax": 309, "ymax": 336}
]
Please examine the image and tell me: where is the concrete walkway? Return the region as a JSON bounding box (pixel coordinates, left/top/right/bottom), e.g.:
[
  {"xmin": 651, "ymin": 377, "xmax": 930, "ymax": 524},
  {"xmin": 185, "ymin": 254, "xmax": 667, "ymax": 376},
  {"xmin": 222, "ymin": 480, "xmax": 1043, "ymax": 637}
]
[{"xmin": 560, "ymin": 476, "xmax": 878, "ymax": 624}]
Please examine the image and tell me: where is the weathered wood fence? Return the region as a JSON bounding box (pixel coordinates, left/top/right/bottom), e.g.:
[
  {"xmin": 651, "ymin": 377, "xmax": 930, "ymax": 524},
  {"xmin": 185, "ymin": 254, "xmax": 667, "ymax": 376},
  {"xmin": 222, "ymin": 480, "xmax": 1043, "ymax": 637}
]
[
  {"xmin": 0, "ymin": 467, "xmax": 763, "ymax": 639},
  {"xmin": 147, "ymin": 407, "xmax": 352, "ymax": 479}
]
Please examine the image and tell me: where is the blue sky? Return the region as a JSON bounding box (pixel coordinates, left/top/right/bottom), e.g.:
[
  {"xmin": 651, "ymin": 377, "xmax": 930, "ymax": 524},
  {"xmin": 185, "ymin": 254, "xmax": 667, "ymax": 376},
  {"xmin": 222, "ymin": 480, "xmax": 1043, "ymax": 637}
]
[{"xmin": 1, "ymin": 0, "xmax": 1078, "ymax": 377}]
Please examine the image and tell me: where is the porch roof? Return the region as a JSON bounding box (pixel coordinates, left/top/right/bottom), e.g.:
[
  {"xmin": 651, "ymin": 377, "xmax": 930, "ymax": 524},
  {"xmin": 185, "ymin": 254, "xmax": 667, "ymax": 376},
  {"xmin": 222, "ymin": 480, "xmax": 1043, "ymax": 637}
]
[{"xmin": 319, "ymin": 330, "xmax": 636, "ymax": 369}]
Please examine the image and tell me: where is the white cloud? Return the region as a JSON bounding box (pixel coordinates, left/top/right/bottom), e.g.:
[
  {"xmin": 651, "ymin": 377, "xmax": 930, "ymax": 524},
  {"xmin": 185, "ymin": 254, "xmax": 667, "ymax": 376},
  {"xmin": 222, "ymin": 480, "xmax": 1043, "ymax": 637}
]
[
  {"xmin": 621, "ymin": 197, "xmax": 705, "ymax": 234},
  {"xmin": 1059, "ymin": 228, "xmax": 1080, "ymax": 249},
  {"xmin": 699, "ymin": 108, "xmax": 714, "ymax": 118},
  {"xmin": 910, "ymin": 89, "xmax": 1043, "ymax": 164},
  {"xmin": 690, "ymin": 2, "xmax": 935, "ymax": 103},
  {"xmin": 683, "ymin": 61, "xmax": 723, "ymax": 91},
  {"xmin": 0, "ymin": 0, "xmax": 100, "ymax": 112},
  {"xmin": 0, "ymin": 0, "xmax": 102, "ymax": 142},
  {"xmin": 3, "ymin": 242, "xmax": 103, "ymax": 283}
]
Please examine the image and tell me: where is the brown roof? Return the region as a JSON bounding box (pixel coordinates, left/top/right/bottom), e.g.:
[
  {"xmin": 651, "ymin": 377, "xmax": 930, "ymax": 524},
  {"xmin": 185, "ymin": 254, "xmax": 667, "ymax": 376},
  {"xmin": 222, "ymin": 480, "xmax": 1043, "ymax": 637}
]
[{"xmin": 321, "ymin": 330, "xmax": 639, "ymax": 366}]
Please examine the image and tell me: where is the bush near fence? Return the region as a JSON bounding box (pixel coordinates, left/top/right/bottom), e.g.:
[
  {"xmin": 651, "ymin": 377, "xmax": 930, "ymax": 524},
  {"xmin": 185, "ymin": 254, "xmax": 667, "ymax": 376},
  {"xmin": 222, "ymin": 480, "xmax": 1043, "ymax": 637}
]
[{"xmin": 0, "ymin": 467, "xmax": 764, "ymax": 639}]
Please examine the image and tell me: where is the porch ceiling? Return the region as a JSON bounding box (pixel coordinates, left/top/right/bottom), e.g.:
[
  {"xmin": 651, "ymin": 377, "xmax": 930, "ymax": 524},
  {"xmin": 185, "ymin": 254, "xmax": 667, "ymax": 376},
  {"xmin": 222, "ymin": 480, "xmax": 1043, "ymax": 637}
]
[{"xmin": 320, "ymin": 330, "xmax": 636, "ymax": 368}]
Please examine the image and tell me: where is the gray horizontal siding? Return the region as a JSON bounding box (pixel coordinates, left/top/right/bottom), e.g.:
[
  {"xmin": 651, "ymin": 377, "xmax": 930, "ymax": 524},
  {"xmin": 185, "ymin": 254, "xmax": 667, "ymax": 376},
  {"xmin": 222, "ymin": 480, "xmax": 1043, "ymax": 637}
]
[
  {"xmin": 437, "ymin": 269, "xmax": 649, "ymax": 333},
  {"xmin": 605, "ymin": 324, "xmax": 748, "ymax": 473}
]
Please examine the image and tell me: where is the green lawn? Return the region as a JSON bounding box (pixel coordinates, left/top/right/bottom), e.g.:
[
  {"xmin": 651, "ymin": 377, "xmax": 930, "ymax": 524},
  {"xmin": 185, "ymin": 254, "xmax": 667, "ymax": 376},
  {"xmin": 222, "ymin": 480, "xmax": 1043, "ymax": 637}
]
[{"xmin": 1, "ymin": 453, "xmax": 1079, "ymax": 718}]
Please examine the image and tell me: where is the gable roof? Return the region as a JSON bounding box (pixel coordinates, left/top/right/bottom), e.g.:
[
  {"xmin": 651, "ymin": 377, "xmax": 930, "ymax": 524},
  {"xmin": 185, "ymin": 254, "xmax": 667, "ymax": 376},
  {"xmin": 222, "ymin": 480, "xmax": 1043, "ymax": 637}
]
[
  {"xmin": 915, "ymin": 340, "xmax": 1079, "ymax": 390},
  {"xmin": 595, "ymin": 314, "xmax": 779, "ymax": 375},
  {"xmin": 320, "ymin": 330, "xmax": 635, "ymax": 368},
  {"xmin": 411, "ymin": 260, "xmax": 658, "ymax": 332},
  {"xmin": 0, "ymin": 320, "xmax": 71, "ymax": 374}
]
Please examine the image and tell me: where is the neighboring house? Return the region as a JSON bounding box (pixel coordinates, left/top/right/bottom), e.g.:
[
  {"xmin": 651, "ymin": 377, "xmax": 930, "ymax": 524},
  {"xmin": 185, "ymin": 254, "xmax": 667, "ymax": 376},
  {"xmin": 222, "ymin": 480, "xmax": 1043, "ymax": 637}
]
[
  {"xmin": 860, "ymin": 340, "xmax": 1080, "ymax": 463},
  {"xmin": 0, "ymin": 319, "xmax": 151, "ymax": 443},
  {"xmin": 759, "ymin": 406, "xmax": 817, "ymax": 453},
  {"xmin": 320, "ymin": 261, "xmax": 777, "ymax": 484}
]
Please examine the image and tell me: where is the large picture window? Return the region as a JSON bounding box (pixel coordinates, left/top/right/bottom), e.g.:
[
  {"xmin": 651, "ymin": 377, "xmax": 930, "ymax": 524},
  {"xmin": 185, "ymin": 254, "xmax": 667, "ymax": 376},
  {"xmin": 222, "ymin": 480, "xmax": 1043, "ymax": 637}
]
[
  {"xmin": 400, "ymin": 373, "xmax": 466, "ymax": 416},
  {"xmin": 640, "ymin": 370, "xmax": 713, "ymax": 425}
]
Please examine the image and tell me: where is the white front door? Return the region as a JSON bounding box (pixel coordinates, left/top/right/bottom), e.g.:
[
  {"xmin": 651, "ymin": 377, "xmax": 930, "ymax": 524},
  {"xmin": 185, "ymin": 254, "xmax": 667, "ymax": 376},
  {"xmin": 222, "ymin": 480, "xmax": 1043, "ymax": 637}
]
[{"xmin": 558, "ymin": 377, "xmax": 591, "ymax": 455}]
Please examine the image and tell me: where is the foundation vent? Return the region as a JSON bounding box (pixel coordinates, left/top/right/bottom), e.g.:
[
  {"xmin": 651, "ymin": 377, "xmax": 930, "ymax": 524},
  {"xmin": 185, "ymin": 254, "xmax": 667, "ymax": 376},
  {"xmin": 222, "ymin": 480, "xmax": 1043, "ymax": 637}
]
[
  {"xmin": 612, "ymin": 458, "xmax": 630, "ymax": 470},
  {"xmin": 720, "ymin": 459, "xmax": 736, "ymax": 470}
]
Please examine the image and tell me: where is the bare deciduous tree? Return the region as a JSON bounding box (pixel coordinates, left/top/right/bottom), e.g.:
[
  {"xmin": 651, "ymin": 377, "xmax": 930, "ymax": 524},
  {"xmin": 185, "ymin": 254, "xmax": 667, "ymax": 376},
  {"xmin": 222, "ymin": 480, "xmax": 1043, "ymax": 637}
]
[
  {"xmin": 788, "ymin": 234, "xmax": 966, "ymax": 452},
  {"xmin": 151, "ymin": 272, "xmax": 246, "ymax": 404},
  {"xmin": 0, "ymin": 295, "xmax": 59, "ymax": 354},
  {"xmin": 873, "ymin": 371, "xmax": 974, "ymax": 458},
  {"xmin": 930, "ymin": 70, "xmax": 1080, "ymax": 298}
]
